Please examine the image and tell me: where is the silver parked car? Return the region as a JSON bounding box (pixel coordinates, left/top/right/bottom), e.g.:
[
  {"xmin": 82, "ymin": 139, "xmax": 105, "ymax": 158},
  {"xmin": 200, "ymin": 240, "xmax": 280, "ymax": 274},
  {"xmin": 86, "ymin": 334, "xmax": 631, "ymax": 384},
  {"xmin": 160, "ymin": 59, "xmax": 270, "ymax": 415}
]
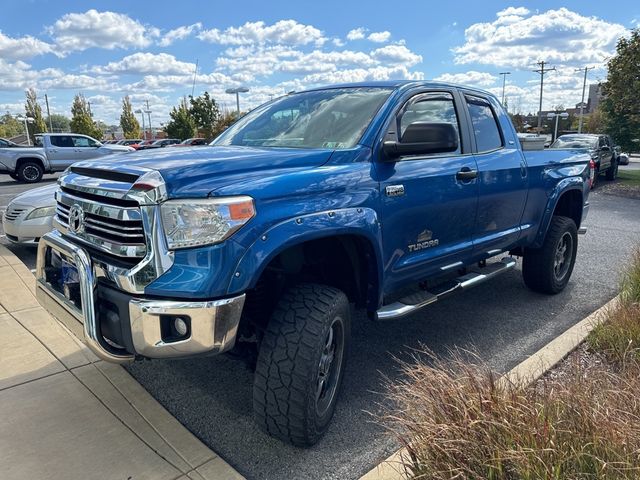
[{"xmin": 2, "ymin": 184, "xmax": 57, "ymax": 245}]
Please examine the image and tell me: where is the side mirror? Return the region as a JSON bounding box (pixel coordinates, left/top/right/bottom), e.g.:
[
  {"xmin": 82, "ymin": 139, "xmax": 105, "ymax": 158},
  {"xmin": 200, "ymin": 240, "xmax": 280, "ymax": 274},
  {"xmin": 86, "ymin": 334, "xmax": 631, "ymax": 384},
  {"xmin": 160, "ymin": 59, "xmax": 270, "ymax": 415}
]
[{"xmin": 383, "ymin": 122, "xmax": 458, "ymax": 159}]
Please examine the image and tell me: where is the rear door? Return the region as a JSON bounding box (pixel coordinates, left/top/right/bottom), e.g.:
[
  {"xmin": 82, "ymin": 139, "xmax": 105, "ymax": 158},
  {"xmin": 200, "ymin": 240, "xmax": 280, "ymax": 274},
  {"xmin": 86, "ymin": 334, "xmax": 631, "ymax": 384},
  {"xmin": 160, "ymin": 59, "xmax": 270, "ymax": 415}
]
[
  {"xmin": 376, "ymin": 90, "xmax": 479, "ymax": 295},
  {"xmin": 46, "ymin": 135, "xmax": 79, "ymax": 170},
  {"xmin": 463, "ymin": 93, "xmax": 528, "ymax": 254}
]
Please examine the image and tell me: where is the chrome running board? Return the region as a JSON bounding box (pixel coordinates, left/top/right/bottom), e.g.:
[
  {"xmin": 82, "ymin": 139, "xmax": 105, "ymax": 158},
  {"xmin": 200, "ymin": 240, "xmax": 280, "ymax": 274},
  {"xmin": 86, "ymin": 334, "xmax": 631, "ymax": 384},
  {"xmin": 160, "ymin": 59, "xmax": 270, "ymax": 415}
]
[{"xmin": 375, "ymin": 257, "xmax": 517, "ymax": 321}]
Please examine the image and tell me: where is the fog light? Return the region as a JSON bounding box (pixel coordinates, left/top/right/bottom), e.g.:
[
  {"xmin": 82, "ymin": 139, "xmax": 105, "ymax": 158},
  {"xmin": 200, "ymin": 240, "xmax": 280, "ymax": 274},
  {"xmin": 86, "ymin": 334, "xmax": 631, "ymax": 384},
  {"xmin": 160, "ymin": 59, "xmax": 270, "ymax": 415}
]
[{"xmin": 174, "ymin": 317, "xmax": 188, "ymax": 337}]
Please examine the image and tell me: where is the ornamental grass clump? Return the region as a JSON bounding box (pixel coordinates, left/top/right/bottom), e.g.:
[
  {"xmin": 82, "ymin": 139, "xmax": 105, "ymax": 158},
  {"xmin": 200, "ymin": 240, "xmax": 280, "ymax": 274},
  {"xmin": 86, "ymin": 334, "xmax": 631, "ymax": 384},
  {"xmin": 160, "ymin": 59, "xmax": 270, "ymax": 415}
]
[{"xmin": 382, "ymin": 350, "xmax": 640, "ymax": 479}]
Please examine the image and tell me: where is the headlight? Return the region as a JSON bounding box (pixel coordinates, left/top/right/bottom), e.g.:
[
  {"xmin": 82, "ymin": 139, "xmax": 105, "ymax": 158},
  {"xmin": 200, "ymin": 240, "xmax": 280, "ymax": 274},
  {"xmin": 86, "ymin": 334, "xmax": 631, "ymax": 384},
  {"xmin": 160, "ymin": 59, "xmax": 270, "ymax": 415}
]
[
  {"xmin": 26, "ymin": 206, "xmax": 56, "ymax": 220},
  {"xmin": 160, "ymin": 196, "xmax": 255, "ymax": 249}
]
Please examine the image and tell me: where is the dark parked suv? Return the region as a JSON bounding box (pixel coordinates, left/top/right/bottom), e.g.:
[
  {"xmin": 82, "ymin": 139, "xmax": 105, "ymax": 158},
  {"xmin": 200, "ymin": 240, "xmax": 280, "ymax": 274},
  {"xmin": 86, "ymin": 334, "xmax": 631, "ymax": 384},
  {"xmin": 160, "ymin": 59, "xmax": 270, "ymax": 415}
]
[{"xmin": 550, "ymin": 134, "xmax": 618, "ymax": 186}]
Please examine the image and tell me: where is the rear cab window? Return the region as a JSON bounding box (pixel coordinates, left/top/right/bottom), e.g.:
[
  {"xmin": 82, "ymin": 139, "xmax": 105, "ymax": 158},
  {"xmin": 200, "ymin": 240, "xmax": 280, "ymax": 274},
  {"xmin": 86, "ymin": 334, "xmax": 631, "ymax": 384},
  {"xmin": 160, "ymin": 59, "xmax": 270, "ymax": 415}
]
[{"xmin": 465, "ymin": 95, "xmax": 503, "ymax": 153}]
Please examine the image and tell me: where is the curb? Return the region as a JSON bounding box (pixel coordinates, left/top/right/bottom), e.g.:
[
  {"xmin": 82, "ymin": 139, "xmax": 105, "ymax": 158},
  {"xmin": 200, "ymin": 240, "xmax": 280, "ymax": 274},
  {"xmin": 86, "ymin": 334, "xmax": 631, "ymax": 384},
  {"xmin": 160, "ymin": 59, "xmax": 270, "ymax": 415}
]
[
  {"xmin": 360, "ymin": 295, "xmax": 620, "ymax": 480},
  {"xmin": 0, "ymin": 244, "xmax": 245, "ymax": 480}
]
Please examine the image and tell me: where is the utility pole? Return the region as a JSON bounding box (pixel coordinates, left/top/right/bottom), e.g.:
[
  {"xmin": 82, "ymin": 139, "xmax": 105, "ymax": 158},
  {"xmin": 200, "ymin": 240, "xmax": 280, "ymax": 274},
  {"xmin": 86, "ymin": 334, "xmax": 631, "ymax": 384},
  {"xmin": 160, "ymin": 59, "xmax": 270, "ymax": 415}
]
[
  {"xmin": 44, "ymin": 93, "xmax": 52, "ymax": 131},
  {"xmin": 576, "ymin": 66, "xmax": 595, "ymax": 133},
  {"xmin": 499, "ymin": 72, "xmax": 511, "ymax": 107},
  {"xmin": 87, "ymin": 101, "xmax": 93, "ymax": 117},
  {"xmin": 533, "ymin": 61, "xmax": 556, "ymax": 133}
]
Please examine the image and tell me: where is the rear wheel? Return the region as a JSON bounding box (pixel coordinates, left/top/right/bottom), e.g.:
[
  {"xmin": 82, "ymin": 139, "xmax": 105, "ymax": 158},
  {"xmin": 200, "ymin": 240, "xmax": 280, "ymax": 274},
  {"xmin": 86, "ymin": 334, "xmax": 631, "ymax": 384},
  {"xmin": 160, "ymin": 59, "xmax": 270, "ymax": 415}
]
[
  {"xmin": 523, "ymin": 216, "xmax": 578, "ymax": 294},
  {"xmin": 16, "ymin": 161, "xmax": 43, "ymax": 183},
  {"xmin": 253, "ymin": 283, "xmax": 350, "ymax": 446}
]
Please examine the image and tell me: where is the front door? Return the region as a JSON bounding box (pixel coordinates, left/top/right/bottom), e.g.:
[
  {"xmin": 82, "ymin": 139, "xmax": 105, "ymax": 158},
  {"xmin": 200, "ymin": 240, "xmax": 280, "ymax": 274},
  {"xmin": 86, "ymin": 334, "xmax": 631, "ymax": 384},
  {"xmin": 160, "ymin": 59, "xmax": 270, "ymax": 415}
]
[
  {"xmin": 376, "ymin": 91, "xmax": 479, "ymax": 296},
  {"xmin": 71, "ymin": 135, "xmax": 101, "ymax": 161}
]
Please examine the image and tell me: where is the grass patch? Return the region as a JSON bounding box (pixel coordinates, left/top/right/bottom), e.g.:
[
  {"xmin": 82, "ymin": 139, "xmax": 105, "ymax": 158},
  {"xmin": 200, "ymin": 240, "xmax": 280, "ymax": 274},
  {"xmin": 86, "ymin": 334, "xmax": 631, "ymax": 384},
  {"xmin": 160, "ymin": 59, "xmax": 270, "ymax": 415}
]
[
  {"xmin": 381, "ymin": 248, "xmax": 640, "ymax": 479},
  {"xmin": 588, "ymin": 248, "xmax": 640, "ymax": 364},
  {"xmin": 617, "ymin": 169, "xmax": 640, "ymax": 187}
]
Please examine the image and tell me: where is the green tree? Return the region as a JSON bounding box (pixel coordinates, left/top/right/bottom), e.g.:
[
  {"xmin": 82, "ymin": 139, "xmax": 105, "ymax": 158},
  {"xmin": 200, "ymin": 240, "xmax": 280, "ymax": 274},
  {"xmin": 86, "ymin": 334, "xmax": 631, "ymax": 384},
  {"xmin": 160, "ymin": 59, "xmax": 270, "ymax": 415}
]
[
  {"xmin": 48, "ymin": 113, "xmax": 71, "ymax": 132},
  {"xmin": 24, "ymin": 88, "xmax": 48, "ymax": 142},
  {"xmin": 119, "ymin": 96, "xmax": 140, "ymax": 139},
  {"xmin": 211, "ymin": 110, "xmax": 239, "ymax": 139},
  {"xmin": 70, "ymin": 93, "xmax": 101, "ymax": 139},
  {"xmin": 0, "ymin": 113, "xmax": 24, "ymax": 139},
  {"xmin": 602, "ymin": 29, "xmax": 640, "ymax": 151},
  {"xmin": 189, "ymin": 91, "xmax": 220, "ymax": 139},
  {"xmin": 165, "ymin": 99, "xmax": 197, "ymax": 140},
  {"xmin": 585, "ymin": 107, "xmax": 606, "ymax": 134}
]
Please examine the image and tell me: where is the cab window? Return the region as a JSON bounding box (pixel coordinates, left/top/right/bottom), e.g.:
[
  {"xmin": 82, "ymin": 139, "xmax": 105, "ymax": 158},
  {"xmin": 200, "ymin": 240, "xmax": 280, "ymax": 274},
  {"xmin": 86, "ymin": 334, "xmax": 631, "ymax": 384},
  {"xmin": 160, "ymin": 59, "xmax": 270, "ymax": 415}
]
[
  {"xmin": 50, "ymin": 136, "xmax": 74, "ymax": 148},
  {"xmin": 396, "ymin": 92, "xmax": 462, "ymax": 155},
  {"xmin": 72, "ymin": 136, "xmax": 98, "ymax": 147},
  {"xmin": 465, "ymin": 95, "xmax": 503, "ymax": 153}
]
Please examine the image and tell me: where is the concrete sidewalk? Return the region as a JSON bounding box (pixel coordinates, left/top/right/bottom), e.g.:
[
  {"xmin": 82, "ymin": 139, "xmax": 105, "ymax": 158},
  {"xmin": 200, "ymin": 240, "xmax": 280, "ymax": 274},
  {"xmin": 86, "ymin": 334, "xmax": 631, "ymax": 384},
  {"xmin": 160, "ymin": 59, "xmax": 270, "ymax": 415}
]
[{"xmin": 0, "ymin": 244, "xmax": 244, "ymax": 480}]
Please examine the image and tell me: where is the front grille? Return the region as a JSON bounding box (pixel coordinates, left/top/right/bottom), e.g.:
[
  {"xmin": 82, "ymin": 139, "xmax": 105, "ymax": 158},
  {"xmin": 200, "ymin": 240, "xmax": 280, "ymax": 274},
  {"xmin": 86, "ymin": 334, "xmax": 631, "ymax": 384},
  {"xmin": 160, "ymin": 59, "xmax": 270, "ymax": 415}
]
[
  {"xmin": 55, "ymin": 189, "xmax": 147, "ymax": 259},
  {"xmin": 4, "ymin": 206, "xmax": 27, "ymax": 222}
]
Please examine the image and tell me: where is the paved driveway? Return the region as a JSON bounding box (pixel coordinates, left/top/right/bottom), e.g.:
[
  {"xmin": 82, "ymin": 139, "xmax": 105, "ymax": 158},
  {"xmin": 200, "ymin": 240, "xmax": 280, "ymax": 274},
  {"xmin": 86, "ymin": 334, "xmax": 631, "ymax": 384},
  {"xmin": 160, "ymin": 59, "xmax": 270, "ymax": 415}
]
[{"xmin": 126, "ymin": 190, "xmax": 640, "ymax": 480}]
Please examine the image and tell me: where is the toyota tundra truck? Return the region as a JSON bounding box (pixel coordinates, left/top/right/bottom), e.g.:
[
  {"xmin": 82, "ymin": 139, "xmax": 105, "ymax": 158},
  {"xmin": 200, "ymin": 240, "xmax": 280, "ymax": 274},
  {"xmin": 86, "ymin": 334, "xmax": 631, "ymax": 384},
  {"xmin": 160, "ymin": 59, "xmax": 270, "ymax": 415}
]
[{"xmin": 35, "ymin": 81, "xmax": 591, "ymax": 446}]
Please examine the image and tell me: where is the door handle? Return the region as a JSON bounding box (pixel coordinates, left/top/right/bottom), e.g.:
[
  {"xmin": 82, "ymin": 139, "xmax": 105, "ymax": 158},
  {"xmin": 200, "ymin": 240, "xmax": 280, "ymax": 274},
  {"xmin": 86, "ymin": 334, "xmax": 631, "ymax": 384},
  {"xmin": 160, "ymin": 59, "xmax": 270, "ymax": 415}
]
[{"xmin": 456, "ymin": 168, "xmax": 478, "ymax": 181}]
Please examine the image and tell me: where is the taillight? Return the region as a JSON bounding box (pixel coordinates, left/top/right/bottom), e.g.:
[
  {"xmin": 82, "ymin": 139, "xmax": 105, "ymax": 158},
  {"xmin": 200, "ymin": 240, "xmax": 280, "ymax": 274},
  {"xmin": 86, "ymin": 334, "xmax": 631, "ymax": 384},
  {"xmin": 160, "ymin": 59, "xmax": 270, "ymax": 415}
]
[{"xmin": 588, "ymin": 159, "xmax": 596, "ymax": 188}]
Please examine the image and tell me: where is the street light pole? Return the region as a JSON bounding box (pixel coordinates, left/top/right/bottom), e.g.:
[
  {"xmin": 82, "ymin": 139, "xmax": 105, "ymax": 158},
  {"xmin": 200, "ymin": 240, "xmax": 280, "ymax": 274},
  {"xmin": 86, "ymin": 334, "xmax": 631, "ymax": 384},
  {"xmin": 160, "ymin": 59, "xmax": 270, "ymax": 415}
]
[
  {"xmin": 547, "ymin": 111, "xmax": 569, "ymax": 142},
  {"xmin": 499, "ymin": 72, "xmax": 511, "ymax": 107},
  {"xmin": 144, "ymin": 100, "xmax": 152, "ymax": 139},
  {"xmin": 576, "ymin": 66, "xmax": 595, "ymax": 133},
  {"xmin": 225, "ymin": 87, "xmax": 250, "ymax": 116}
]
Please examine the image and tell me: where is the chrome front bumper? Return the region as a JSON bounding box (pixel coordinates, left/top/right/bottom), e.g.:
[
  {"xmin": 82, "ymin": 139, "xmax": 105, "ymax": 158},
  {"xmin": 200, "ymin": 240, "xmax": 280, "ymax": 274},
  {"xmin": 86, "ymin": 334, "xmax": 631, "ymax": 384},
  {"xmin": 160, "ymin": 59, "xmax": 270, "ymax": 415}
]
[{"xmin": 35, "ymin": 230, "xmax": 245, "ymax": 364}]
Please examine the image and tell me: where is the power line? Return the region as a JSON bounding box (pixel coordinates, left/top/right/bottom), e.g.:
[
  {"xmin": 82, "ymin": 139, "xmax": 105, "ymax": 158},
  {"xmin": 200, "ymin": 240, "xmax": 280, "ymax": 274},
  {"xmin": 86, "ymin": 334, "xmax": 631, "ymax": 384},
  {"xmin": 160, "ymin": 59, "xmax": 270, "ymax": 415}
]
[
  {"xmin": 576, "ymin": 66, "xmax": 595, "ymax": 133},
  {"xmin": 533, "ymin": 61, "xmax": 556, "ymax": 133}
]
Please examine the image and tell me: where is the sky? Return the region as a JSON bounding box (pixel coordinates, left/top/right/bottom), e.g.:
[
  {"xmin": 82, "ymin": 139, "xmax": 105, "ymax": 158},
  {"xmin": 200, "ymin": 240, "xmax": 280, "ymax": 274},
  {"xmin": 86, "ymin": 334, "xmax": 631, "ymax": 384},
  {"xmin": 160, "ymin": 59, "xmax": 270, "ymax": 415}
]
[{"xmin": 1, "ymin": 0, "xmax": 638, "ymax": 128}]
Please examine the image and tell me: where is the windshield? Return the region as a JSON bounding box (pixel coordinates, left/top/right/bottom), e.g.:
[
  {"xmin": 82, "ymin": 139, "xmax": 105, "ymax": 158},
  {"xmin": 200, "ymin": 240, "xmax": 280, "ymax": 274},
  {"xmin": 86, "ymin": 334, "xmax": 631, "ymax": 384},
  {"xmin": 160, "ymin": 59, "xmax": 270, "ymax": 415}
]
[
  {"xmin": 550, "ymin": 136, "xmax": 597, "ymax": 149},
  {"xmin": 213, "ymin": 87, "xmax": 392, "ymax": 150}
]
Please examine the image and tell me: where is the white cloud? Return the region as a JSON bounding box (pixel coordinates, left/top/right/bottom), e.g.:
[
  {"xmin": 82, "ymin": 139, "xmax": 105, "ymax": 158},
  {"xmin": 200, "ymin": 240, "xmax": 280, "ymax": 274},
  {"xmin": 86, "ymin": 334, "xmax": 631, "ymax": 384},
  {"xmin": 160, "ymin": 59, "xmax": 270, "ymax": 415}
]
[
  {"xmin": 433, "ymin": 71, "xmax": 496, "ymax": 87},
  {"xmin": 198, "ymin": 20, "xmax": 325, "ymax": 46},
  {"xmin": 370, "ymin": 44, "xmax": 422, "ymax": 66},
  {"xmin": 453, "ymin": 7, "xmax": 628, "ymax": 68},
  {"xmin": 0, "ymin": 31, "xmax": 56, "ymax": 60},
  {"xmin": 48, "ymin": 9, "xmax": 159, "ymax": 53},
  {"xmin": 367, "ymin": 31, "xmax": 391, "ymax": 43},
  {"xmin": 92, "ymin": 53, "xmax": 196, "ymax": 75},
  {"xmin": 159, "ymin": 23, "xmax": 202, "ymax": 47},
  {"xmin": 496, "ymin": 6, "xmax": 530, "ymax": 17},
  {"xmin": 346, "ymin": 28, "xmax": 366, "ymax": 41}
]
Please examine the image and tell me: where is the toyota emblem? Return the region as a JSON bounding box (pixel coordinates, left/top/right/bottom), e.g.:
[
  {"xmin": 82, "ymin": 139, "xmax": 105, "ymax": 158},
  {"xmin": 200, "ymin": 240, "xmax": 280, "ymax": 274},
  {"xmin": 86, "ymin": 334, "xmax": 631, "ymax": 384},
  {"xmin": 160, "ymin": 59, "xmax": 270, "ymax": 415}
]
[{"xmin": 68, "ymin": 204, "xmax": 85, "ymax": 234}]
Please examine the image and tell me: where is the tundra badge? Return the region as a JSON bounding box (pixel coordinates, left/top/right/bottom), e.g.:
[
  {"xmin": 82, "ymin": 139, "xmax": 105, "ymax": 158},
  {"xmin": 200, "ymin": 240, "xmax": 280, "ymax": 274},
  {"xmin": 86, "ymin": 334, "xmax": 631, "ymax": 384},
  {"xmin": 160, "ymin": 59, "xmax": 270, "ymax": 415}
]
[{"xmin": 385, "ymin": 185, "xmax": 405, "ymax": 197}]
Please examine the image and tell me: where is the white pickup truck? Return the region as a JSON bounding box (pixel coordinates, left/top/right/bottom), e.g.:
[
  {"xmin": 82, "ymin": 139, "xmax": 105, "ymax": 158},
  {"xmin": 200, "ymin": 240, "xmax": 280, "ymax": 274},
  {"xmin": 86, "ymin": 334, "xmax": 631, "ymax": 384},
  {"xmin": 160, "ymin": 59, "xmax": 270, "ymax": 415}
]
[{"xmin": 0, "ymin": 133, "xmax": 134, "ymax": 183}]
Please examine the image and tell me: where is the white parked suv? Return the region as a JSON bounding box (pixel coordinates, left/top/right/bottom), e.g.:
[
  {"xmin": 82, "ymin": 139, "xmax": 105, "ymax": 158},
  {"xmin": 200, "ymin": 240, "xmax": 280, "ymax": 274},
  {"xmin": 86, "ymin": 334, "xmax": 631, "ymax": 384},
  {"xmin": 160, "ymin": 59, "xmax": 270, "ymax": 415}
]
[
  {"xmin": 0, "ymin": 133, "xmax": 134, "ymax": 183},
  {"xmin": 2, "ymin": 184, "xmax": 57, "ymax": 245}
]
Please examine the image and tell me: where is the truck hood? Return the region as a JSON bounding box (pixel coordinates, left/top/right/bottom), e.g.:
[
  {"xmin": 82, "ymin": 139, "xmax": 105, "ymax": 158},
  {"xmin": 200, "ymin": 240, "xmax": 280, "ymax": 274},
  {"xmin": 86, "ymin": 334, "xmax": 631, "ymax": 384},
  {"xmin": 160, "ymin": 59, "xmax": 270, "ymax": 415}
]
[{"xmin": 72, "ymin": 145, "xmax": 335, "ymax": 197}]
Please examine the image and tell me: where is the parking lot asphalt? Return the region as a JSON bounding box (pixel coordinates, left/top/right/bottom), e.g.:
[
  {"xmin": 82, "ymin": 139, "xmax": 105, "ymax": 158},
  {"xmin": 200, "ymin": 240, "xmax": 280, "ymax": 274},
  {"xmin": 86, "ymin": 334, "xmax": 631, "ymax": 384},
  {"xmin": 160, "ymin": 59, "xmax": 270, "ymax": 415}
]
[
  {"xmin": 1, "ymin": 169, "xmax": 639, "ymax": 480},
  {"xmin": 126, "ymin": 189, "xmax": 640, "ymax": 480}
]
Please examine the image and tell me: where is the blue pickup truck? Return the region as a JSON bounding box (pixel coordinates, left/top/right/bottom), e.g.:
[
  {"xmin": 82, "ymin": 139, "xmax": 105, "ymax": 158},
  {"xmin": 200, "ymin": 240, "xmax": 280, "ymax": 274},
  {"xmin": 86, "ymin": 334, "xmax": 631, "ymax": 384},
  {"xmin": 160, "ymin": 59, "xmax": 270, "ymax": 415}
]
[{"xmin": 35, "ymin": 81, "xmax": 591, "ymax": 446}]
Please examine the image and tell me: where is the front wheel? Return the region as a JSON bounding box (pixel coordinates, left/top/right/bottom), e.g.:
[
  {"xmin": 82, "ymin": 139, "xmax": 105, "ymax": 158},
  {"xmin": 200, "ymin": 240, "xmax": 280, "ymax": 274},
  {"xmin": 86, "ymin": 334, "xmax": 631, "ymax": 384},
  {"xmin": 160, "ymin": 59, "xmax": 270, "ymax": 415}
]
[
  {"xmin": 523, "ymin": 216, "xmax": 578, "ymax": 294},
  {"xmin": 253, "ymin": 283, "xmax": 350, "ymax": 446}
]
